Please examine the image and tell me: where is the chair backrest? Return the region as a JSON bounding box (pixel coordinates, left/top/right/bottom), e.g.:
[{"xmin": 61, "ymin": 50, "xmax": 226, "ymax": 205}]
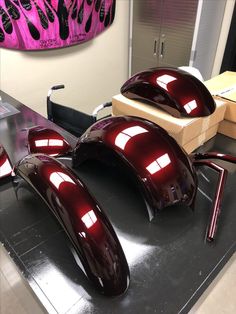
[
  {"xmin": 47, "ymin": 100, "xmax": 95, "ymax": 138},
  {"xmin": 47, "ymin": 85, "xmax": 97, "ymax": 137},
  {"xmin": 47, "ymin": 85, "xmax": 112, "ymax": 138}
]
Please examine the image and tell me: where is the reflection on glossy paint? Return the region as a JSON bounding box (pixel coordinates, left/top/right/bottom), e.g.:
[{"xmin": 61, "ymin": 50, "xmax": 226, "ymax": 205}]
[
  {"xmin": 79, "ymin": 232, "xmax": 86, "ymax": 238},
  {"xmin": 81, "ymin": 210, "xmax": 97, "ymax": 229},
  {"xmin": 156, "ymin": 74, "xmax": 177, "ymax": 91},
  {"xmin": 31, "ymin": 257, "xmax": 82, "ymax": 313},
  {"xmin": 35, "ymin": 140, "xmax": 48, "ymax": 147},
  {"xmin": 183, "ymin": 100, "xmax": 198, "ymax": 114},
  {"xmin": 115, "ymin": 133, "xmax": 130, "ymax": 150},
  {"xmin": 35, "ymin": 139, "xmax": 64, "ymax": 147},
  {"xmin": 118, "ymin": 234, "xmax": 155, "ymax": 266},
  {"xmin": 28, "ymin": 126, "xmax": 72, "ymax": 157},
  {"xmin": 50, "ymin": 171, "xmax": 76, "ymax": 189},
  {"xmin": 146, "ymin": 153, "xmax": 171, "ymax": 175},
  {"xmin": 115, "ymin": 126, "xmax": 148, "ymax": 150},
  {"xmin": 0, "ymin": 158, "xmax": 12, "ymax": 178}
]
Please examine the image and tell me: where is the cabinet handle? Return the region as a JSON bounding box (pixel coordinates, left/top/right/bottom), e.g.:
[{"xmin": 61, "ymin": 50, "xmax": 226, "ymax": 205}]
[
  {"xmin": 159, "ymin": 36, "xmax": 165, "ymax": 59},
  {"xmin": 153, "ymin": 39, "xmax": 158, "ymax": 56}
]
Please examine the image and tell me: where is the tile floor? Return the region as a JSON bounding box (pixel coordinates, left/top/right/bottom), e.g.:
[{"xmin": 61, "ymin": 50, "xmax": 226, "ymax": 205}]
[
  {"xmin": 0, "ymin": 246, "xmax": 45, "ymax": 314},
  {"xmin": 0, "ymin": 270, "xmax": 27, "ymax": 314},
  {"xmin": 190, "ymin": 252, "xmax": 236, "ymax": 313}
]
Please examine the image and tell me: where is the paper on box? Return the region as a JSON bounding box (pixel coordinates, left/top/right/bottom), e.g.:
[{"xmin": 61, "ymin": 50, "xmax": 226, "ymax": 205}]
[
  {"xmin": 204, "ymin": 71, "xmax": 236, "ymax": 122},
  {"xmin": 204, "ymin": 71, "xmax": 236, "ymax": 101},
  {"xmin": 112, "ymin": 94, "xmax": 225, "ymax": 146}
]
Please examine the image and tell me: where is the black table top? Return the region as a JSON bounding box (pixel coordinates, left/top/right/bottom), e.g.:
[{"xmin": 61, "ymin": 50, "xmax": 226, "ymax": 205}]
[{"xmin": 0, "ymin": 91, "xmax": 236, "ymax": 314}]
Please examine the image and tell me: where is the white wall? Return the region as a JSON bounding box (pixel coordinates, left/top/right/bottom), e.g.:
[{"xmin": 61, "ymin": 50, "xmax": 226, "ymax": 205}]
[
  {"xmin": 0, "ymin": 0, "xmax": 130, "ymax": 117},
  {"xmin": 211, "ymin": 0, "xmax": 235, "ymax": 77}
]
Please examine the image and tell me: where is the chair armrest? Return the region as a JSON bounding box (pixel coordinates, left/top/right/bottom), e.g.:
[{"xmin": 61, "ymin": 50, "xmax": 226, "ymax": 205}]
[{"xmin": 92, "ymin": 102, "xmax": 112, "ymax": 119}]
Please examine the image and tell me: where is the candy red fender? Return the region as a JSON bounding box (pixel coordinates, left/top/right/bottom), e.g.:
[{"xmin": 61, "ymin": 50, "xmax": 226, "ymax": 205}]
[
  {"xmin": 0, "ymin": 144, "xmax": 13, "ymax": 179},
  {"xmin": 27, "ymin": 126, "xmax": 72, "ymax": 157},
  {"xmin": 121, "ymin": 67, "xmax": 216, "ymax": 118},
  {"xmin": 72, "ymin": 116, "xmax": 198, "ymax": 220},
  {"xmin": 14, "ymin": 154, "xmax": 129, "ymax": 296}
]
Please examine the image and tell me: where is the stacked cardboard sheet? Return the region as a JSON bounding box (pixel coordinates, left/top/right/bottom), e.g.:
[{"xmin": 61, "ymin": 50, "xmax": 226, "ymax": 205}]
[
  {"xmin": 205, "ymin": 71, "xmax": 236, "ymax": 139},
  {"xmin": 112, "ymin": 94, "xmax": 226, "ymax": 154}
]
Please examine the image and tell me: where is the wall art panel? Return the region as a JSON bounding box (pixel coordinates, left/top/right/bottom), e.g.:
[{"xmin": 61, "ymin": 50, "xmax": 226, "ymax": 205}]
[{"xmin": 0, "ymin": 0, "xmax": 116, "ymax": 50}]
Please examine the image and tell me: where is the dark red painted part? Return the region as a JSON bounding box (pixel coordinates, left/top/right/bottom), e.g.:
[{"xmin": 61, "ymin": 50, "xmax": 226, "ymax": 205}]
[
  {"xmin": 28, "ymin": 126, "xmax": 72, "ymax": 157},
  {"xmin": 192, "ymin": 151, "xmax": 236, "ymax": 241},
  {"xmin": 193, "ymin": 152, "xmax": 236, "ymax": 164},
  {"xmin": 193, "ymin": 160, "xmax": 227, "ymax": 242},
  {"xmin": 121, "ymin": 67, "xmax": 216, "ymax": 118},
  {"xmin": 15, "ymin": 154, "xmax": 129, "ymax": 296},
  {"xmin": 0, "ymin": 144, "xmax": 13, "ymax": 179},
  {"xmin": 73, "ymin": 116, "xmax": 198, "ymax": 220}
]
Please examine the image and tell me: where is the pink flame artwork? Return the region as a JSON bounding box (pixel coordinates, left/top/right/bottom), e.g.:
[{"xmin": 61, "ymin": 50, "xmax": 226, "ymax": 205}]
[{"xmin": 0, "ymin": 0, "xmax": 116, "ymax": 50}]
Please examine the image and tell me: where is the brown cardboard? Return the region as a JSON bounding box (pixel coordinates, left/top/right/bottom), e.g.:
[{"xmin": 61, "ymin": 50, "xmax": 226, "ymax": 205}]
[
  {"xmin": 183, "ymin": 124, "xmax": 218, "ymax": 154},
  {"xmin": 218, "ymin": 120, "xmax": 236, "ymax": 139},
  {"xmin": 213, "ymin": 96, "xmax": 236, "ymax": 122},
  {"xmin": 112, "ymin": 94, "xmax": 226, "ymax": 146},
  {"xmin": 204, "ymin": 71, "xmax": 236, "ymax": 102}
]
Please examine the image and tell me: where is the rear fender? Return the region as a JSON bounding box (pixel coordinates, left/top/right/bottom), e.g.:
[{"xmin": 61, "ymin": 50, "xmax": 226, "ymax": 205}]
[{"xmin": 72, "ymin": 116, "xmax": 197, "ymax": 221}]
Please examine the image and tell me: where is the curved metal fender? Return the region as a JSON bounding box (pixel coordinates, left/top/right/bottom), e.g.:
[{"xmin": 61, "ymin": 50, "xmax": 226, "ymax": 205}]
[
  {"xmin": 121, "ymin": 67, "xmax": 216, "ymax": 118},
  {"xmin": 0, "ymin": 144, "xmax": 13, "ymax": 179},
  {"xmin": 73, "ymin": 116, "xmax": 198, "ymax": 220},
  {"xmin": 27, "ymin": 126, "xmax": 72, "ymax": 157},
  {"xmin": 15, "ymin": 153, "xmax": 129, "ymax": 296}
]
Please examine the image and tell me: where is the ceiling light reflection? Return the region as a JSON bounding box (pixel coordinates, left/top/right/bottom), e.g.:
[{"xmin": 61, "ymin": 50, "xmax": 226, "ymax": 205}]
[
  {"xmin": 146, "ymin": 153, "xmax": 171, "ymax": 175},
  {"xmin": 81, "ymin": 210, "xmax": 97, "ymax": 229},
  {"xmin": 0, "ymin": 159, "xmax": 12, "ymax": 178},
  {"xmin": 122, "ymin": 126, "xmax": 148, "ymax": 137},
  {"xmin": 156, "ymin": 74, "xmax": 177, "ymax": 91},
  {"xmin": 115, "ymin": 133, "xmax": 130, "ymax": 150},
  {"xmin": 183, "ymin": 100, "xmax": 197, "ymax": 114},
  {"xmin": 35, "ymin": 139, "xmax": 63, "ymax": 147},
  {"xmin": 50, "ymin": 171, "xmax": 75, "ymax": 189},
  {"xmin": 115, "ymin": 125, "xmax": 148, "ymax": 150}
]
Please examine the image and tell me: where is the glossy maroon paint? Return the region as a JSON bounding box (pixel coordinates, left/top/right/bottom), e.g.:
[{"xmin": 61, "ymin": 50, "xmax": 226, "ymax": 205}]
[
  {"xmin": 193, "ymin": 152, "xmax": 236, "ymax": 164},
  {"xmin": 121, "ymin": 67, "xmax": 216, "ymax": 118},
  {"xmin": 28, "ymin": 126, "xmax": 72, "ymax": 157},
  {"xmin": 15, "ymin": 154, "xmax": 129, "ymax": 296},
  {"xmin": 73, "ymin": 116, "xmax": 198, "ymax": 220},
  {"xmin": 193, "ymin": 160, "xmax": 227, "ymax": 242},
  {"xmin": 0, "ymin": 144, "xmax": 13, "ymax": 179},
  {"xmin": 193, "ymin": 152, "xmax": 236, "ymax": 241}
]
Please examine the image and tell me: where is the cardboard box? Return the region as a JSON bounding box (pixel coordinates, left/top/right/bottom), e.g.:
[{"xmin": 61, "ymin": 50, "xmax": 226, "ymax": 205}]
[
  {"xmin": 112, "ymin": 94, "xmax": 226, "ymax": 146},
  {"xmin": 183, "ymin": 124, "xmax": 218, "ymax": 154},
  {"xmin": 213, "ymin": 96, "xmax": 236, "ymax": 123},
  {"xmin": 204, "ymin": 72, "xmax": 236, "ymax": 122},
  {"xmin": 204, "ymin": 71, "xmax": 236, "ymax": 102},
  {"xmin": 218, "ymin": 120, "xmax": 236, "ymax": 139}
]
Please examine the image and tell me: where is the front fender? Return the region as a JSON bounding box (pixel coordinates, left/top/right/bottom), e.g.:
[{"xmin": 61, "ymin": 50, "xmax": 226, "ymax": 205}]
[
  {"xmin": 27, "ymin": 126, "xmax": 72, "ymax": 157},
  {"xmin": 15, "ymin": 153, "xmax": 129, "ymax": 296}
]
